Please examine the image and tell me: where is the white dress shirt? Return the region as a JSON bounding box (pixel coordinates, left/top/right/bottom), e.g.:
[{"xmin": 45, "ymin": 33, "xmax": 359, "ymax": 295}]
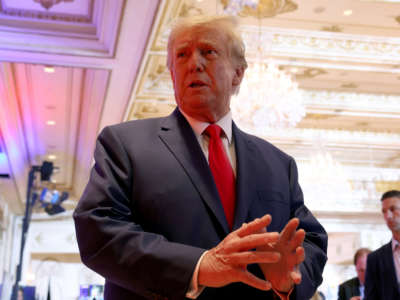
[{"xmin": 391, "ymin": 238, "xmax": 400, "ymax": 284}]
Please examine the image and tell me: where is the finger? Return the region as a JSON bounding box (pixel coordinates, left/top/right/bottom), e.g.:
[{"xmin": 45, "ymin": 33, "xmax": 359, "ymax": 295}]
[
  {"xmin": 288, "ymin": 229, "xmax": 305, "ymax": 252},
  {"xmin": 279, "ymin": 218, "xmax": 299, "ymax": 243},
  {"xmin": 219, "ymin": 251, "xmax": 281, "ymax": 265},
  {"xmin": 236, "ymin": 215, "xmax": 272, "ymax": 238},
  {"xmin": 294, "ymin": 246, "xmax": 305, "ymax": 265},
  {"xmin": 235, "ymin": 268, "xmax": 272, "ymax": 291},
  {"xmin": 224, "ymin": 232, "xmax": 279, "ymax": 252},
  {"xmin": 290, "ymin": 265, "xmax": 302, "ymax": 285}
]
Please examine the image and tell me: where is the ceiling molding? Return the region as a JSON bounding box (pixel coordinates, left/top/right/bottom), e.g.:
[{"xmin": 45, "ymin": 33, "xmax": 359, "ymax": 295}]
[
  {"xmin": 72, "ymin": 68, "xmax": 109, "ymax": 197},
  {"xmin": 0, "ymin": 0, "xmax": 124, "ymax": 57},
  {"xmin": 0, "ymin": 62, "xmax": 29, "ymax": 213}
]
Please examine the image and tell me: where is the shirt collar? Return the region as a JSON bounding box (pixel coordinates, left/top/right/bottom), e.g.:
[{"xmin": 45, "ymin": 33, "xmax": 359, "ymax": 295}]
[
  {"xmin": 179, "ymin": 109, "xmax": 233, "ymax": 144},
  {"xmin": 392, "ymin": 238, "xmax": 400, "ymax": 252}
]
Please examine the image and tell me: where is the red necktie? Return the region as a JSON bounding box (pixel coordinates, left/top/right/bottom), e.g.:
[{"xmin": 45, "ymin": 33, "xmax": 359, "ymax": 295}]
[{"xmin": 205, "ymin": 124, "xmax": 236, "ymax": 230}]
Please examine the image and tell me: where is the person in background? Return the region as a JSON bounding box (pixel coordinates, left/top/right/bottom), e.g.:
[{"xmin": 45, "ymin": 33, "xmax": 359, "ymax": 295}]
[
  {"xmin": 338, "ymin": 248, "xmax": 371, "ymax": 300},
  {"xmin": 17, "ymin": 286, "xmax": 24, "ymax": 300},
  {"xmin": 74, "ymin": 15, "xmax": 327, "ymax": 300},
  {"xmin": 364, "ymin": 190, "xmax": 400, "ymax": 299},
  {"xmin": 310, "ymin": 290, "xmax": 325, "ymax": 300}
]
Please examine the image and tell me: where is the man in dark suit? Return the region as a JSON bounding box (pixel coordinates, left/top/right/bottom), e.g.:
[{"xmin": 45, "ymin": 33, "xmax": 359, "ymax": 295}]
[
  {"xmin": 365, "ymin": 190, "xmax": 400, "ymax": 300},
  {"xmin": 73, "ymin": 15, "xmax": 327, "ymax": 300},
  {"xmin": 338, "ymin": 248, "xmax": 371, "ymax": 300}
]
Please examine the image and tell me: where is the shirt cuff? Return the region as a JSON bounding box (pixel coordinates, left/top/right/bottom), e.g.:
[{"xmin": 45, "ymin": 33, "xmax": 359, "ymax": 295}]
[
  {"xmin": 272, "ymin": 286, "xmax": 294, "ymax": 300},
  {"xmin": 186, "ymin": 251, "xmax": 208, "ymax": 299}
]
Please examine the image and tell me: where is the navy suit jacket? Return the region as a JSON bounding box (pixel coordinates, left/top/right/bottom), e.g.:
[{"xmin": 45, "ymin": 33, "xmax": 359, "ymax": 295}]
[
  {"xmin": 338, "ymin": 277, "xmax": 360, "ymax": 300},
  {"xmin": 73, "ymin": 109, "xmax": 327, "ymax": 300},
  {"xmin": 365, "ymin": 241, "xmax": 400, "ymax": 300}
]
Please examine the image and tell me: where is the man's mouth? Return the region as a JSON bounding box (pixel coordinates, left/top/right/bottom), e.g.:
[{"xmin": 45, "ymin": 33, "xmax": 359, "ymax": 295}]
[{"xmin": 189, "ymin": 81, "xmax": 206, "ymax": 88}]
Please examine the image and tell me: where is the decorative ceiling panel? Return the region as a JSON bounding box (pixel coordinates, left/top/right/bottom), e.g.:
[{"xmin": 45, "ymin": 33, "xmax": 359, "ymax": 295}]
[{"xmin": 0, "ymin": 0, "xmax": 93, "ymax": 22}]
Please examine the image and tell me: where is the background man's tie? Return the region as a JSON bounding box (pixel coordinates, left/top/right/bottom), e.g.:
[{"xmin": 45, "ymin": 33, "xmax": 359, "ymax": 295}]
[{"xmin": 205, "ymin": 124, "xmax": 236, "ymax": 230}]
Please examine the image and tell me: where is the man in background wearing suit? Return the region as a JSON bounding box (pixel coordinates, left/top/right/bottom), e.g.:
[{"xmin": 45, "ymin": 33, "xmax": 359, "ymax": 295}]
[
  {"xmin": 338, "ymin": 248, "xmax": 371, "ymax": 300},
  {"xmin": 73, "ymin": 15, "xmax": 327, "ymax": 300},
  {"xmin": 365, "ymin": 190, "xmax": 400, "ymax": 300}
]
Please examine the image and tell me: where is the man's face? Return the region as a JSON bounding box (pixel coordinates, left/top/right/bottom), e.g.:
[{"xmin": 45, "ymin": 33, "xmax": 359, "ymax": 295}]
[
  {"xmin": 382, "ymin": 196, "xmax": 400, "ymax": 234},
  {"xmin": 355, "ymin": 254, "xmax": 368, "ymax": 285},
  {"xmin": 169, "ymin": 26, "xmax": 243, "ymax": 123}
]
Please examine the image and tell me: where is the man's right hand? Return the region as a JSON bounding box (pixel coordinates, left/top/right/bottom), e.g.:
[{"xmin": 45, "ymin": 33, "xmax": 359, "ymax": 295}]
[{"xmin": 198, "ymin": 214, "xmax": 281, "ymax": 291}]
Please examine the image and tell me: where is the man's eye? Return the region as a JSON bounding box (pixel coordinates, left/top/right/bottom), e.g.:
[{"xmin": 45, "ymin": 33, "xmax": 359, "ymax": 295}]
[
  {"xmin": 203, "ymin": 49, "xmax": 217, "ymax": 56},
  {"xmin": 177, "ymin": 52, "xmax": 186, "ymax": 58}
]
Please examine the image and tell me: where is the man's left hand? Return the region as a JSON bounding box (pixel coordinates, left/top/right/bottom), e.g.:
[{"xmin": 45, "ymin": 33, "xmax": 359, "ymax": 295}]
[{"xmin": 257, "ymin": 218, "xmax": 306, "ymax": 293}]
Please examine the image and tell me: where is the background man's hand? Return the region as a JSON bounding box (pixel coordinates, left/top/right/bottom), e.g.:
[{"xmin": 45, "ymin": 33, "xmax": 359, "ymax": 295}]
[
  {"xmin": 198, "ymin": 215, "xmax": 281, "ymax": 291},
  {"xmin": 349, "ymin": 297, "xmax": 361, "ymax": 300},
  {"xmin": 258, "ymin": 218, "xmax": 306, "ymax": 293}
]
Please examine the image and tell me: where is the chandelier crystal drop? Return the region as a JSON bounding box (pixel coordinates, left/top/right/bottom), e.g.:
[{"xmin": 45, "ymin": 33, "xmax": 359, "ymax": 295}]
[{"xmin": 231, "ymin": 60, "xmax": 305, "ymax": 129}]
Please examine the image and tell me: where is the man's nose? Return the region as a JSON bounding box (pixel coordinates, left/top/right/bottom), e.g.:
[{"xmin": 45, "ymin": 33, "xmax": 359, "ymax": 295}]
[{"xmin": 188, "ymin": 51, "xmax": 204, "ymax": 72}]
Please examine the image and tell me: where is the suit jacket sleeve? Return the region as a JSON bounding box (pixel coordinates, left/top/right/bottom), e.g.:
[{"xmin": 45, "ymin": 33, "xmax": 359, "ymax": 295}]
[
  {"xmin": 232, "ymin": 127, "xmax": 327, "ymax": 300},
  {"xmin": 73, "ymin": 125, "xmax": 205, "ymax": 300},
  {"xmin": 338, "ymin": 283, "xmax": 346, "ymax": 300},
  {"xmin": 364, "ymin": 251, "xmax": 378, "ymax": 300},
  {"xmin": 288, "ymin": 159, "xmax": 328, "ymax": 300}
]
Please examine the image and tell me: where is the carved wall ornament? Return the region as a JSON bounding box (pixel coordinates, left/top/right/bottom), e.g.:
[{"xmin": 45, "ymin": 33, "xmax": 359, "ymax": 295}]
[
  {"xmin": 296, "ymin": 68, "xmax": 327, "ymax": 79},
  {"xmin": 239, "ymin": 28, "xmax": 400, "ymax": 60},
  {"xmin": 302, "ymin": 90, "xmax": 400, "ymax": 111},
  {"xmin": 375, "ymin": 180, "xmax": 400, "ymax": 193},
  {"xmin": 321, "ymin": 25, "xmax": 343, "ymax": 33},
  {"xmin": 0, "ymin": 7, "xmax": 91, "ymax": 23},
  {"xmin": 341, "ymin": 82, "xmax": 358, "ymax": 89},
  {"xmin": 33, "ymin": 0, "xmax": 74, "ymax": 10},
  {"xmin": 221, "ymin": 0, "xmax": 298, "ymax": 18},
  {"xmin": 179, "ymin": 2, "xmax": 203, "ymax": 17}
]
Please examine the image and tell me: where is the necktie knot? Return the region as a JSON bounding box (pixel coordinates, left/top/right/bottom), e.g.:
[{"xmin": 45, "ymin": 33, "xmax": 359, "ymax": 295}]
[{"xmin": 205, "ymin": 124, "xmax": 222, "ymax": 139}]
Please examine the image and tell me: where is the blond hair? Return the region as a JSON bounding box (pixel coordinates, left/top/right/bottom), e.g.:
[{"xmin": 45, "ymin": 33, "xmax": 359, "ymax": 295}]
[{"xmin": 166, "ymin": 15, "xmax": 248, "ymax": 72}]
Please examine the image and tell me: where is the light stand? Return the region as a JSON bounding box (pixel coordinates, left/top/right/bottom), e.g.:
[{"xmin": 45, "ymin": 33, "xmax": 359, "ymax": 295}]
[{"xmin": 10, "ymin": 161, "xmax": 67, "ymax": 300}]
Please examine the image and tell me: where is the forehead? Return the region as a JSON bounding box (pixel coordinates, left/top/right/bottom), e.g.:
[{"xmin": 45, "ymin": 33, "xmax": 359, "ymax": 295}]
[
  {"xmin": 382, "ymin": 196, "xmax": 400, "ymax": 208},
  {"xmin": 356, "ymin": 254, "xmax": 368, "ymax": 266},
  {"xmin": 173, "ymin": 26, "xmax": 228, "ymax": 50}
]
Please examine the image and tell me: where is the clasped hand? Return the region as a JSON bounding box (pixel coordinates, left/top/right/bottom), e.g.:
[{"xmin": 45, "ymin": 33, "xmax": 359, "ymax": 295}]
[{"xmin": 198, "ymin": 215, "xmax": 305, "ymax": 293}]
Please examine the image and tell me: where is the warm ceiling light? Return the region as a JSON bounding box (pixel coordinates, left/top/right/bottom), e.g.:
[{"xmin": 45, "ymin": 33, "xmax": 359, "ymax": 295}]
[
  {"xmin": 44, "ymin": 66, "xmax": 55, "ymax": 73},
  {"xmin": 343, "ymin": 9, "xmax": 353, "ymax": 16},
  {"xmin": 46, "ymin": 120, "xmax": 56, "ymax": 125},
  {"xmin": 48, "ymin": 155, "xmax": 57, "ymax": 160}
]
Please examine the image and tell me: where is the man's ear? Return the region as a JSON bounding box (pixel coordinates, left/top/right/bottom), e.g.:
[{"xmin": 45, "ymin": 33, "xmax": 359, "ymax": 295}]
[
  {"xmin": 170, "ymin": 69, "xmax": 176, "ymax": 87},
  {"xmin": 232, "ymin": 65, "xmax": 245, "ymax": 87}
]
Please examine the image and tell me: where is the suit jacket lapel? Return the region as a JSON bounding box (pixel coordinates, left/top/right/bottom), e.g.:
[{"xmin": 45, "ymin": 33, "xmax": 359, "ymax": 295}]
[
  {"xmin": 232, "ymin": 123, "xmax": 259, "ymax": 230},
  {"xmin": 158, "ymin": 109, "xmax": 230, "ymax": 235},
  {"xmin": 352, "ymin": 278, "xmax": 360, "ymax": 296}
]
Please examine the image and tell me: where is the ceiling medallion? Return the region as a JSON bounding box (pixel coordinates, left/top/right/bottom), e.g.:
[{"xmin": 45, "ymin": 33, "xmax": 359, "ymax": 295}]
[
  {"xmin": 221, "ymin": 0, "xmax": 298, "ymax": 18},
  {"xmin": 33, "ymin": 0, "xmax": 74, "ymax": 10}
]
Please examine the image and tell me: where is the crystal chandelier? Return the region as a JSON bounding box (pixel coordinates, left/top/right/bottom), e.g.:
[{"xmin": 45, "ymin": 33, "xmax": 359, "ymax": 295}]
[
  {"xmin": 231, "ymin": 59, "xmax": 305, "ymax": 129},
  {"xmin": 225, "ymin": 0, "xmax": 305, "ymax": 129}
]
